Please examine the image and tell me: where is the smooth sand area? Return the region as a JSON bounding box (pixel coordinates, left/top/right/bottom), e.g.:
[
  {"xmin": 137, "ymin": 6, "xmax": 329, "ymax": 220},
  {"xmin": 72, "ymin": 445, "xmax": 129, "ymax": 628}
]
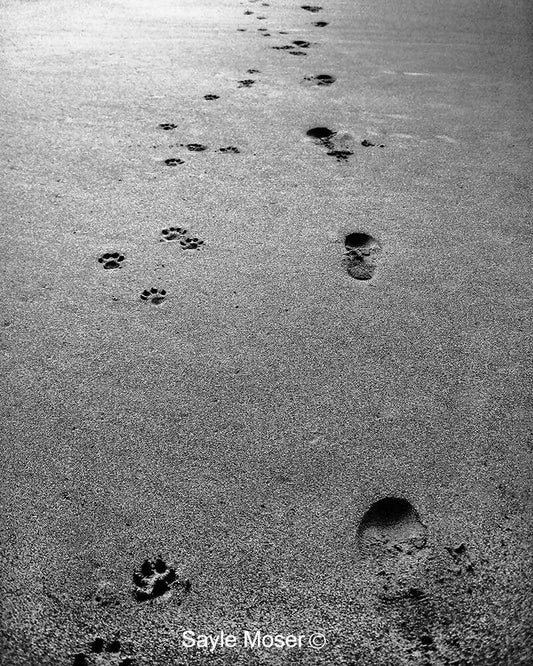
[{"xmin": 1, "ymin": 0, "xmax": 531, "ymax": 664}]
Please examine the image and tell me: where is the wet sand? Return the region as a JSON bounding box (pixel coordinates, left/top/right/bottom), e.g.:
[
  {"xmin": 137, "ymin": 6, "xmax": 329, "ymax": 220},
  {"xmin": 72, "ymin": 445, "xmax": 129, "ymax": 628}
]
[{"xmin": 0, "ymin": 0, "xmax": 532, "ymax": 664}]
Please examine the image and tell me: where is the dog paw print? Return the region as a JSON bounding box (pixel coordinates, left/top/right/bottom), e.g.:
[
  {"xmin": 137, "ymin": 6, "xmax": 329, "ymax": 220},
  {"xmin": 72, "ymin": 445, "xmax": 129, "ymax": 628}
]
[
  {"xmin": 72, "ymin": 637, "xmax": 134, "ymax": 666},
  {"xmin": 185, "ymin": 143, "xmax": 208, "ymax": 152},
  {"xmin": 179, "ymin": 235, "xmax": 204, "ymax": 250},
  {"xmin": 219, "ymin": 146, "xmax": 240, "ymax": 154},
  {"xmin": 159, "ymin": 123, "xmax": 177, "ymax": 130},
  {"xmin": 204, "ymin": 94, "xmax": 219, "ymax": 100},
  {"xmin": 160, "ymin": 226, "xmax": 187, "ymax": 242},
  {"xmin": 238, "ymin": 79, "xmax": 255, "ymax": 88},
  {"xmin": 98, "ymin": 253, "xmax": 125, "ymax": 270},
  {"xmin": 164, "ymin": 157, "xmax": 184, "ymax": 166},
  {"xmin": 140, "ymin": 288, "xmax": 167, "ymax": 305},
  {"xmin": 133, "ymin": 557, "xmax": 191, "ymax": 603}
]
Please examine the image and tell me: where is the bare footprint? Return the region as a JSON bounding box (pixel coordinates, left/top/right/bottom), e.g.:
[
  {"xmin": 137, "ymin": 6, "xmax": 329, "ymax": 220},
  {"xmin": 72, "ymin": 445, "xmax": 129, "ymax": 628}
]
[
  {"xmin": 343, "ymin": 232, "xmax": 382, "ymax": 280},
  {"xmin": 358, "ymin": 497, "xmax": 429, "ymax": 601}
]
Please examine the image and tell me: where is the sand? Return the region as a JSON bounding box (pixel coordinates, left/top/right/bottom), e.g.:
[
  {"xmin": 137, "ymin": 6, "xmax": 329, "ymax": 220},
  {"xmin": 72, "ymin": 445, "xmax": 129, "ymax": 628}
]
[{"xmin": 0, "ymin": 0, "xmax": 532, "ymax": 664}]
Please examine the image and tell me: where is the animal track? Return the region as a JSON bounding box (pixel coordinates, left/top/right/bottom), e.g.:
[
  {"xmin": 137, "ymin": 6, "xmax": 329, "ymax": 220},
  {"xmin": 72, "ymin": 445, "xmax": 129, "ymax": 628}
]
[
  {"xmin": 186, "ymin": 143, "xmax": 208, "ymax": 152},
  {"xmin": 164, "ymin": 158, "xmax": 184, "ymax": 166},
  {"xmin": 238, "ymin": 79, "xmax": 255, "ymax": 88},
  {"xmin": 301, "ymin": 5, "xmax": 322, "ymax": 12},
  {"xmin": 290, "ymin": 51, "xmax": 307, "ymax": 56},
  {"xmin": 160, "ymin": 227, "xmax": 187, "ymax": 242},
  {"xmin": 313, "ymin": 21, "xmax": 328, "ymax": 27},
  {"xmin": 72, "ymin": 637, "xmax": 134, "ymax": 666},
  {"xmin": 219, "ymin": 146, "xmax": 240, "ymax": 153},
  {"xmin": 98, "ymin": 253, "xmax": 125, "ymax": 270},
  {"xmin": 140, "ymin": 288, "xmax": 167, "ymax": 305},
  {"xmin": 293, "ymin": 40, "xmax": 311, "ymax": 48},
  {"xmin": 303, "ymin": 73, "xmax": 336, "ymax": 86},
  {"xmin": 204, "ymin": 94, "xmax": 219, "ymax": 100},
  {"xmin": 159, "ymin": 123, "xmax": 177, "ymax": 130},
  {"xmin": 179, "ymin": 235, "xmax": 204, "ymax": 250},
  {"xmin": 247, "ymin": 68, "xmax": 260, "ymax": 74},
  {"xmin": 133, "ymin": 557, "xmax": 191, "ymax": 603},
  {"xmin": 343, "ymin": 231, "xmax": 382, "ymax": 280}
]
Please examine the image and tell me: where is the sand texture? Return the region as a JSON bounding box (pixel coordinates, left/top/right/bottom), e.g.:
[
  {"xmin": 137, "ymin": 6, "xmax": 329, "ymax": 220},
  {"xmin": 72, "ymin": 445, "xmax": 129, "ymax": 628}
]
[{"xmin": 0, "ymin": 0, "xmax": 532, "ymax": 664}]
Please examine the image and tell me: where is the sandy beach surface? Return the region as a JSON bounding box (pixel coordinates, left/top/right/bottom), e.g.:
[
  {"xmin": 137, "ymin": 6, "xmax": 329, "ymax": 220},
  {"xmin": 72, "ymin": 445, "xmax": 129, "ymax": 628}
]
[{"xmin": 1, "ymin": 0, "xmax": 532, "ymax": 664}]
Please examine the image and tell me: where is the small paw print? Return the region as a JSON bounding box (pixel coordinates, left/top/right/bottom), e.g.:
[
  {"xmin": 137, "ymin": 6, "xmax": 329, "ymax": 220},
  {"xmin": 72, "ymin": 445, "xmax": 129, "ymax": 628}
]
[
  {"xmin": 179, "ymin": 235, "xmax": 204, "ymax": 250},
  {"xmin": 159, "ymin": 123, "xmax": 177, "ymax": 130},
  {"xmin": 160, "ymin": 227, "xmax": 187, "ymax": 241},
  {"xmin": 238, "ymin": 79, "xmax": 255, "ymax": 88},
  {"xmin": 204, "ymin": 94, "xmax": 220, "ymax": 100},
  {"xmin": 98, "ymin": 253, "xmax": 125, "ymax": 270},
  {"xmin": 133, "ymin": 557, "xmax": 191, "ymax": 603},
  {"xmin": 72, "ymin": 636, "xmax": 134, "ymax": 666},
  {"xmin": 140, "ymin": 288, "xmax": 167, "ymax": 305},
  {"xmin": 218, "ymin": 146, "xmax": 240, "ymax": 154},
  {"xmin": 164, "ymin": 158, "xmax": 184, "ymax": 166}
]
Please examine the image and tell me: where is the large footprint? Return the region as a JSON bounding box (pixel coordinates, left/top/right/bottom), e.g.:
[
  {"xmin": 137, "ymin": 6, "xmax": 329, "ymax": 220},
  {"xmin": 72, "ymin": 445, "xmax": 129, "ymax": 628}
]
[
  {"xmin": 343, "ymin": 232, "xmax": 382, "ymax": 280},
  {"xmin": 358, "ymin": 497, "xmax": 428, "ymax": 601}
]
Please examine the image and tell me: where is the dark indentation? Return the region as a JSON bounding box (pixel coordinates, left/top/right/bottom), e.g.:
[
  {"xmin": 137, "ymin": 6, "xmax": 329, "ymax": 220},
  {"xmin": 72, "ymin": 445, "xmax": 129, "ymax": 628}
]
[
  {"xmin": 316, "ymin": 74, "xmax": 335, "ymax": 85},
  {"xmin": 154, "ymin": 558, "xmax": 167, "ymax": 574},
  {"xmin": 293, "ymin": 40, "xmax": 310, "ymax": 47},
  {"xmin": 106, "ymin": 641, "xmax": 121, "ymax": 653},
  {"xmin": 238, "ymin": 79, "xmax": 255, "ymax": 88},
  {"xmin": 159, "ymin": 123, "xmax": 177, "ymax": 130},
  {"xmin": 219, "ymin": 146, "xmax": 240, "ymax": 154},
  {"xmin": 327, "ymin": 149, "xmax": 353, "ymax": 161},
  {"xmin": 141, "ymin": 559, "xmax": 153, "ymax": 575},
  {"xmin": 187, "ymin": 143, "xmax": 207, "ymax": 152},
  {"xmin": 256, "ymin": 16, "xmax": 267, "ymax": 20},
  {"xmin": 272, "ymin": 45, "xmax": 293, "ymax": 50},
  {"xmin": 204, "ymin": 94, "xmax": 220, "ymax": 100},
  {"xmin": 289, "ymin": 51, "xmax": 307, "ymax": 56},
  {"xmin": 247, "ymin": 68, "xmax": 260, "ymax": 73},
  {"xmin": 301, "ymin": 5, "xmax": 322, "ymax": 12},
  {"xmin": 152, "ymin": 578, "xmax": 170, "ymax": 598},
  {"xmin": 257, "ymin": 28, "xmax": 267, "ymax": 31},
  {"xmin": 237, "ymin": 28, "xmax": 246, "ymax": 31},
  {"xmin": 91, "ymin": 638, "xmax": 105, "ymax": 654},
  {"xmin": 420, "ymin": 635, "xmax": 434, "ymax": 648},
  {"xmin": 358, "ymin": 497, "xmax": 427, "ymax": 545},
  {"xmin": 279, "ymin": 31, "xmax": 289, "ymax": 34},
  {"xmin": 121, "ymin": 660, "xmax": 135, "ymax": 666},
  {"xmin": 72, "ymin": 655, "xmax": 88, "ymax": 666},
  {"xmin": 313, "ymin": 21, "xmax": 328, "ymax": 27},
  {"xmin": 132, "ymin": 572, "xmax": 146, "ymax": 587},
  {"xmin": 164, "ymin": 158, "xmax": 184, "ymax": 166},
  {"xmin": 261, "ymin": 33, "xmax": 271, "ymax": 36},
  {"xmin": 361, "ymin": 139, "xmax": 376, "ymax": 147},
  {"xmin": 244, "ymin": 10, "xmax": 253, "ymax": 14},
  {"xmin": 306, "ymin": 126, "xmax": 335, "ymax": 141},
  {"xmin": 165, "ymin": 568, "xmax": 177, "ymax": 584},
  {"xmin": 98, "ymin": 253, "xmax": 125, "ymax": 270}
]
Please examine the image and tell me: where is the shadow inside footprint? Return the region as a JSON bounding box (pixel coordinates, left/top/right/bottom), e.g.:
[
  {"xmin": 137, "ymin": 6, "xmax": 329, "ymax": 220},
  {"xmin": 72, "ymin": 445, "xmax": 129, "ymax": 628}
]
[
  {"xmin": 238, "ymin": 79, "xmax": 255, "ymax": 88},
  {"xmin": 301, "ymin": 5, "xmax": 322, "ymax": 12},
  {"xmin": 303, "ymin": 74, "xmax": 336, "ymax": 86},
  {"xmin": 204, "ymin": 94, "xmax": 220, "ymax": 100},
  {"xmin": 358, "ymin": 497, "xmax": 427, "ymax": 550},
  {"xmin": 306, "ymin": 126, "xmax": 336, "ymax": 142},
  {"xmin": 343, "ymin": 232, "xmax": 382, "ymax": 280},
  {"xmin": 313, "ymin": 20, "xmax": 328, "ymax": 27}
]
